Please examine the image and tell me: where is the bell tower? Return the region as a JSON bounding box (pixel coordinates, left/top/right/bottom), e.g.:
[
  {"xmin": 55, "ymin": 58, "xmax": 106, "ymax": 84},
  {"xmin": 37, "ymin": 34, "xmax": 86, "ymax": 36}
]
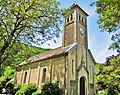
[{"xmin": 62, "ymin": 3, "xmax": 88, "ymax": 48}]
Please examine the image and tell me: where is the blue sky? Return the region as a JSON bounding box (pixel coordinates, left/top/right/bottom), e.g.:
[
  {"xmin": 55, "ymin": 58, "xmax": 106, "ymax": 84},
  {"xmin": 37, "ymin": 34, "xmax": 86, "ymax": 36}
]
[{"xmin": 40, "ymin": 0, "xmax": 117, "ymax": 63}]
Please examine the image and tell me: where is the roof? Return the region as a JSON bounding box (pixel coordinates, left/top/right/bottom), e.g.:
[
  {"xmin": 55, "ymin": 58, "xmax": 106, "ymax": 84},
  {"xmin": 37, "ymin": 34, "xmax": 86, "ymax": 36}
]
[
  {"xmin": 70, "ymin": 3, "xmax": 89, "ymax": 16},
  {"xmin": 19, "ymin": 43, "xmax": 77, "ymax": 66}
]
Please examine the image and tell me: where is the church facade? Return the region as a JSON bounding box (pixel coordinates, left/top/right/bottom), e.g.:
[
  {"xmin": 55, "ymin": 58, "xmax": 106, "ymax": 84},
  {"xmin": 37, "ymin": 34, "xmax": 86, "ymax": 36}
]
[{"xmin": 14, "ymin": 3, "xmax": 95, "ymax": 95}]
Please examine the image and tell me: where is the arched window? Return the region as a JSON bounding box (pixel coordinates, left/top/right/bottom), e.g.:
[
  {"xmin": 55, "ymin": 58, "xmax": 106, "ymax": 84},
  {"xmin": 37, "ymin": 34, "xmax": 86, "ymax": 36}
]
[
  {"xmin": 23, "ymin": 71, "xmax": 27, "ymax": 84},
  {"xmin": 42, "ymin": 68, "xmax": 46, "ymax": 83}
]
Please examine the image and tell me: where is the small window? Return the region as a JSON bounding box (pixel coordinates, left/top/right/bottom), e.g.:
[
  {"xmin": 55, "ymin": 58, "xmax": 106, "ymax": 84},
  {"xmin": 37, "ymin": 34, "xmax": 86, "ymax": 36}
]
[
  {"xmin": 72, "ymin": 60, "xmax": 74, "ymax": 73},
  {"xmin": 23, "ymin": 71, "xmax": 27, "ymax": 84},
  {"xmin": 78, "ymin": 15, "xmax": 81, "ymax": 21},
  {"xmin": 42, "ymin": 68, "xmax": 46, "ymax": 83},
  {"xmin": 70, "ymin": 14, "xmax": 73, "ymax": 21},
  {"xmin": 67, "ymin": 17, "xmax": 69, "ymax": 23},
  {"xmin": 82, "ymin": 17, "xmax": 84, "ymax": 23},
  {"xmin": 89, "ymin": 65, "xmax": 92, "ymax": 77},
  {"xmin": 92, "ymin": 65, "xmax": 94, "ymax": 76}
]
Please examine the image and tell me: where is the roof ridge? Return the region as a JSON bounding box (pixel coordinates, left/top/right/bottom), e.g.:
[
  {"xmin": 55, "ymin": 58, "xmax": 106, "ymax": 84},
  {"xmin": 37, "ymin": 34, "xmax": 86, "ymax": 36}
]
[{"xmin": 70, "ymin": 3, "xmax": 89, "ymax": 16}]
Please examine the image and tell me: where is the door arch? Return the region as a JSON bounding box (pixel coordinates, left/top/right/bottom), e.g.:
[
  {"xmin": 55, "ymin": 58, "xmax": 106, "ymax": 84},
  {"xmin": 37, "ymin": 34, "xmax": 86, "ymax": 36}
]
[{"xmin": 80, "ymin": 77, "xmax": 85, "ymax": 95}]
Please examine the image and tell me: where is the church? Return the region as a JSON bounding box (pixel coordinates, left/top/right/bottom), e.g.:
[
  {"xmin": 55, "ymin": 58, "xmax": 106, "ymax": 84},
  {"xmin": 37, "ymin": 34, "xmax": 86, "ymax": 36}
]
[{"xmin": 14, "ymin": 3, "xmax": 95, "ymax": 95}]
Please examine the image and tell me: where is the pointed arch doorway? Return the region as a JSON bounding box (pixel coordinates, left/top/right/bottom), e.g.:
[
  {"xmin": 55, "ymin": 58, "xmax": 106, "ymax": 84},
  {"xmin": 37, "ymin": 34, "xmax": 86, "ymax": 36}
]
[{"xmin": 80, "ymin": 77, "xmax": 85, "ymax": 95}]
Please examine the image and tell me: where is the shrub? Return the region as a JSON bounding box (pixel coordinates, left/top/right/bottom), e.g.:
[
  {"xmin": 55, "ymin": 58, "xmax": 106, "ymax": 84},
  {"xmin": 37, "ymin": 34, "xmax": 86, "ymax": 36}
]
[
  {"xmin": 0, "ymin": 76, "xmax": 7, "ymax": 88},
  {"xmin": 0, "ymin": 86, "xmax": 3, "ymax": 93},
  {"xmin": 41, "ymin": 81, "xmax": 61, "ymax": 95},
  {"xmin": 0, "ymin": 66, "xmax": 15, "ymax": 89},
  {"xmin": 97, "ymin": 89, "xmax": 120, "ymax": 95},
  {"xmin": 13, "ymin": 84, "xmax": 22, "ymax": 94},
  {"xmin": 16, "ymin": 83, "xmax": 37, "ymax": 95},
  {"xmin": 32, "ymin": 91, "xmax": 41, "ymax": 95},
  {"xmin": 107, "ymin": 89, "xmax": 119, "ymax": 95},
  {"xmin": 5, "ymin": 81, "xmax": 14, "ymax": 94}
]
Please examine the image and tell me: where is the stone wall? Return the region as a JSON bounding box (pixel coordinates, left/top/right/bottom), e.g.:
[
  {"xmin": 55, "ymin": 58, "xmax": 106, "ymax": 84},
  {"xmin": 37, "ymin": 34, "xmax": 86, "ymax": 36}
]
[{"xmin": 15, "ymin": 56, "xmax": 66, "ymax": 91}]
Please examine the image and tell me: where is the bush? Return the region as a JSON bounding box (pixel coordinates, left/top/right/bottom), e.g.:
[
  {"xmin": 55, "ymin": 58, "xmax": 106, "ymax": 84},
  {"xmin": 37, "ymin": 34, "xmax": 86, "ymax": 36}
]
[
  {"xmin": 0, "ymin": 66, "xmax": 15, "ymax": 89},
  {"xmin": 5, "ymin": 81, "xmax": 14, "ymax": 94},
  {"xmin": 13, "ymin": 84, "xmax": 22, "ymax": 94},
  {"xmin": 32, "ymin": 91, "xmax": 41, "ymax": 95},
  {"xmin": 41, "ymin": 81, "xmax": 61, "ymax": 95},
  {"xmin": 97, "ymin": 89, "xmax": 120, "ymax": 95},
  {"xmin": 0, "ymin": 86, "xmax": 3, "ymax": 93},
  {"xmin": 107, "ymin": 89, "xmax": 119, "ymax": 95},
  {"xmin": 16, "ymin": 83, "xmax": 37, "ymax": 95},
  {"xmin": 0, "ymin": 76, "xmax": 7, "ymax": 88}
]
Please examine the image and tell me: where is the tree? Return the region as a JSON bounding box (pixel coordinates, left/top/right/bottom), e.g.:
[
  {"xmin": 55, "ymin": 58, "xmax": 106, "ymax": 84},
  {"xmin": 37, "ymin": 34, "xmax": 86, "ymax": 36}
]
[
  {"xmin": 92, "ymin": 0, "xmax": 120, "ymax": 53},
  {"xmin": 0, "ymin": 43, "xmax": 48, "ymax": 76},
  {"xmin": 0, "ymin": 0, "xmax": 65, "ymax": 65},
  {"xmin": 96, "ymin": 55, "xmax": 120, "ymax": 95},
  {"xmin": 0, "ymin": 66, "xmax": 15, "ymax": 88},
  {"xmin": 0, "ymin": 43, "xmax": 48, "ymax": 89},
  {"xmin": 91, "ymin": 1, "xmax": 120, "ymax": 94},
  {"xmin": 40, "ymin": 81, "xmax": 61, "ymax": 95}
]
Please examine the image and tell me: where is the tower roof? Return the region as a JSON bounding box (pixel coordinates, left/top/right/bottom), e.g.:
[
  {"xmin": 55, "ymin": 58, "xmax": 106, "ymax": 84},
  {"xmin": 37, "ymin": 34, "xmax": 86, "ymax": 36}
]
[{"xmin": 70, "ymin": 3, "xmax": 89, "ymax": 16}]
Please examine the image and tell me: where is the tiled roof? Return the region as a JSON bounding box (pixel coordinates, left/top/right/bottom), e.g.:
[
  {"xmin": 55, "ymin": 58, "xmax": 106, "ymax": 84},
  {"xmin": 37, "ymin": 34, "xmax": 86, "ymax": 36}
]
[{"xmin": 19, "ymin": 43, "xmax": 77, "ymax": 66}]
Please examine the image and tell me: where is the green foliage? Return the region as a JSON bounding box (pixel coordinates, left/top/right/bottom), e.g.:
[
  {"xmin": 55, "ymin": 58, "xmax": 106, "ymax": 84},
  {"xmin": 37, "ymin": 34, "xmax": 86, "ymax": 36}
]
[
  {"xmin": 16, "ymin": 83, "xmax": 37, "ymax": 95},
  {"xmin": 41, "ymin": 81, "xmax": 61, "ymax": 95},
  {"xmin": 0, "ymin": 43, "xmax": 48, "ymax": 88},
  {"xmin": 0, "ymin": 66, "xmax": 15, "ymax": 88},
  {"xmin": 15, "ymin": 81, "xmax": 61, "ymax": 95},
  {"xmin": 97, "ymin": 89, "xmax": 119, "ymax": 95},
  {"xmin": 6, "ymin": 81, "xmax": 14, "ymax": 89},
  {"xmin": 13, "ymin": 84, "xmax": 22, "ymax": 94},
  {"xmin": 5, "ymin": 81, "xmax": 14, "ymax": 94},
  {"xmin": 94, "ymin": 63, "xmax": 101, "ymax": 74},
  {"xmin": 0, "ymin": 0, "xmax": 64, "ymax": 65},
  {"xmin": 97, "ymin": 89, "xmax": 108, "ymax": 95},
  {"xmin": 32, "ymin": 91, "xmax": 41, "ymax": 95},
  {"xmin": 94, "ymin": 0, "xmax": 120, "ymax": 53},
  {"xmin": 96, "ymin": 55, "xmax": 120, "ymax": 94},
  {"xmin": 107, "ymin": 89, "xmax": 119, "ymax": 95},
  {"xmin": 2, "ymin": 43, "xmax": 49, "ymax": 68},
  {"xmin": 4, "ymin": 66, "xmax": 15, "ymax": 78},
  {"xmin": 0, "ymin": 76, "xmax": 6, "ymax": 88},
  {"xmin": 94, "ymin": 63, "xmax": 101, "ymax": 83}
]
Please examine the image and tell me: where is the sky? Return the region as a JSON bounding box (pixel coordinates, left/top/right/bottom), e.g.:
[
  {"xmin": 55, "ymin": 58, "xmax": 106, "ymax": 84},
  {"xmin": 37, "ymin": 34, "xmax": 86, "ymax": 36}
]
[{"xmin": 40, "ymin": 0, "xmax": 117, "ymax": 63}]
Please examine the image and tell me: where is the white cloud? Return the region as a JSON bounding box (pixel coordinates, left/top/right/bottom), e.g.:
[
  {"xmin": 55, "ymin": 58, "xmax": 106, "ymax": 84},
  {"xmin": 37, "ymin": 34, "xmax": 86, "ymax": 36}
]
[{"xmin": 89, "ymin": 33, "xmax": 117, "ymax": 63}]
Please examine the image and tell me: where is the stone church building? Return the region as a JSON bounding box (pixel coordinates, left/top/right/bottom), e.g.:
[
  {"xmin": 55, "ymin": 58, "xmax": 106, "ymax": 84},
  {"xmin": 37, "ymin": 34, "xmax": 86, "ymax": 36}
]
[{"xmin": 14, "ymin": 3, "xmax": 95, "ymax": 95}]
